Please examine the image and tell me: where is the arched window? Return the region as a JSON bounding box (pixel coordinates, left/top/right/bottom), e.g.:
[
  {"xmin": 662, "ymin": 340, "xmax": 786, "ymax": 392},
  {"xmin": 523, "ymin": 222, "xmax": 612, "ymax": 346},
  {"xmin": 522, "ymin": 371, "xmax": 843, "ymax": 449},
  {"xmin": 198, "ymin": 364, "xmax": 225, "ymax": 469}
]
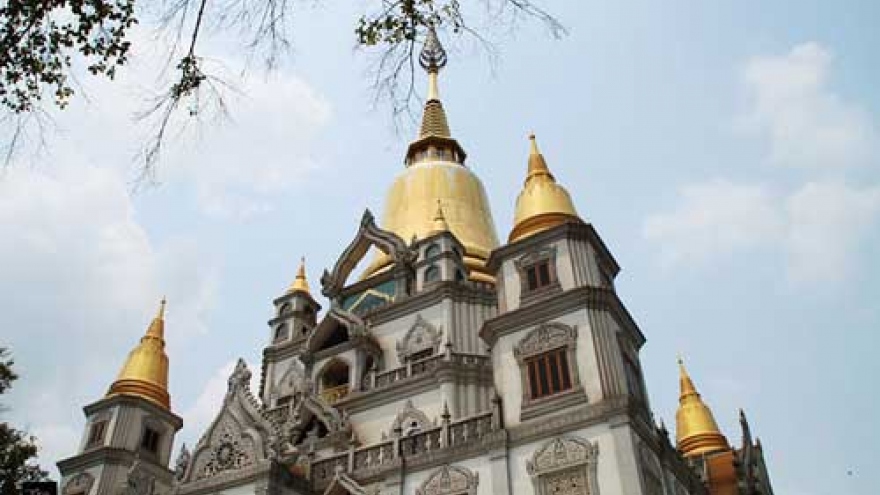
[
  {"xmin": 424, "ymin": 265, "xmax": 440, "ymax": 283},
  {"xmin": 425, "ymin": 243, "xmax": 441, "ymax": 259},
  {"xmin": 527, "ymin": 437, "xmax": 600, "ymax": 495},
  {"xmin": 279, "ymin": 303, "xmax": 292, "ymax": 315},
  {"xmin": 319, "ymin": 359, "xmax": 350, "ymax": 404},
  {"xmin": 274, "ymin": 324, "xmax": 288, "ymax": 342}
]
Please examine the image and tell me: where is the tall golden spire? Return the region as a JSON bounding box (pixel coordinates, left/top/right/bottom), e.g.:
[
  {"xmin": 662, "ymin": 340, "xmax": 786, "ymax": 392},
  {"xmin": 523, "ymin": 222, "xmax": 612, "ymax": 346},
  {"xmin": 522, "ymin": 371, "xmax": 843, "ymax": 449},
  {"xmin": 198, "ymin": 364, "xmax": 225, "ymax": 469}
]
[
  {"xmin": 675, "ymin": 357, "xmax": 729, "ymax": 457},
  {"xmin": 287, "ymin": 257, "xmax": 311, "ymax": 295},
  {"xmin": 363, "ymin": 26, "xmax": 500, "ymax": 283},
  {"xmin": 508, "ymin": 134, "xmax": 583, "ymax": 243},
  {"xmin": 107, "ymin": 298, "xmax": 171, "ymax": 409}
]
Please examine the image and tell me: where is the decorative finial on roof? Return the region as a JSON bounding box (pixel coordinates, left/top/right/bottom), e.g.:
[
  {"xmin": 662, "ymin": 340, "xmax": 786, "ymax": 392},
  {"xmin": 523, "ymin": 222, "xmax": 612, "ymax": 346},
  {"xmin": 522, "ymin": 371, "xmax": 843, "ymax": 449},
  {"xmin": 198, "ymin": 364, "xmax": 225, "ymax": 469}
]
[
  {"xmin": 288, "ymin": 257, "xmax": 311, "ymax": 295},
  {"xmin": 420, "ymin": 26, "xmax": 448, "ymax": 74},
  {"xmin": 106, "ymin": 298, "xmax": 172, "ymax": 409},
  {"xmin": 675, "ymin": 356, "xmax": 729, "ymax": 457},
  {"xmin": 431, "ymin": 199, "xmax": 450, "ymax": 234}
]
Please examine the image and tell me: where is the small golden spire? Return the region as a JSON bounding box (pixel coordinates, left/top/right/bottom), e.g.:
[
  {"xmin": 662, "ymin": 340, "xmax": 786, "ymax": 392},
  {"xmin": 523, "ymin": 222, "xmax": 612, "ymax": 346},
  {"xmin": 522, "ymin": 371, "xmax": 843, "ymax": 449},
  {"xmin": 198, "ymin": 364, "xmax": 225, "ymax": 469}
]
[
  {"xmin": 107, "ymin": 298, "xmax": 171, "ymax": 409},
  {"xmin": 288, "ymin": 257, "xmax": 311, "ymax": 295},
  {"xmin": 509, "ymin": 133, "xmax": 583, "ymax": 242},
  {"xmin": 415, "ymin": 26, "xmax": 452, "ymax": 140},
  {"xmin": 430, "ymin": 200, "xmax": 450, "ymax": 234},
  {"xmin": 675, "ymin": 357, "xmax": 729, "ymax": 457}
]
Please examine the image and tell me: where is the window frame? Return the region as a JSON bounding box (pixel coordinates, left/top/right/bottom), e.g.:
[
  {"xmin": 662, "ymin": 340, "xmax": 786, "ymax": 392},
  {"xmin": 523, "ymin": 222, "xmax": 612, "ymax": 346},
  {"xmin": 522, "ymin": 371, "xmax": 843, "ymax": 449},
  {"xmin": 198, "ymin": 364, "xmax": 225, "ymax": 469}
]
[
  {"xmin": 514, "ymin": 322, "xmax": 586, "ymax": 420},
  {"xmin": 140, "ymin": 425, "xmax": 162, "ymax": 455},
  {"xmin": 515, "ymin": 247, "xmax": 562, "ymax": 305},
  {"xmin": 86, "ymin": 419, "xmax": 108, "ymax": 449}
]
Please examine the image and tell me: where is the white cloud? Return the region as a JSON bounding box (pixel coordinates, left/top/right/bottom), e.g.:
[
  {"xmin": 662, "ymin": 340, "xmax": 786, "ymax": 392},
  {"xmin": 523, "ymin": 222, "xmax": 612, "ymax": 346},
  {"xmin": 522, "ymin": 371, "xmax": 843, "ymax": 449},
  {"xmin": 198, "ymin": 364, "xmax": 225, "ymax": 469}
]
[
  {"xmin": 644, "ymin": 179, "xmax": 880, "ymax": 284},
  {"xmin": 0, "ymin": 164, "xmax": 216, "ymax": 473},
  {"xmin": 741, "ymin": 42, "xmax": 876, "ymax": 168},
  {"xmin": 643, "ymin": 180, "xmax": 784, "ymax": 267},
  {"xmin": 785, "ymin": 181, "xmax": 880, "ymax": 283}
]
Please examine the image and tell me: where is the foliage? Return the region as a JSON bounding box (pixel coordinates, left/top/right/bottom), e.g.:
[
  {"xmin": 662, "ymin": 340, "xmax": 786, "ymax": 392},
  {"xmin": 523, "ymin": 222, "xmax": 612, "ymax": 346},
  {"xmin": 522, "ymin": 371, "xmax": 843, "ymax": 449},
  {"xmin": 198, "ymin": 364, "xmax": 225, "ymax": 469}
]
[
  {"xmin": 0, "ymin": 348, "xmax": 48, "ymax": 495},
  {"xmin": 0, "ymin": 0, "xmax": 562, "ymax": 173},
  {"xmin": 0, "ymin": 0, "xmax": 137, "ymax": 113}
]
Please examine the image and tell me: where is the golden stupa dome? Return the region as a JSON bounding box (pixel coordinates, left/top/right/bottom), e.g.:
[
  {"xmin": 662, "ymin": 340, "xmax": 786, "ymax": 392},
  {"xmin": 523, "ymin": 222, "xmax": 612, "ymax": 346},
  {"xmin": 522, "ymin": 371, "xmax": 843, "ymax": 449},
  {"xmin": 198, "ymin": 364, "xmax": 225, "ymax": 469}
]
[
  {"xmin": 106, "ymin": 299, "xmax": 172, "ymax": 409},
  {"xmin": 362, "ymin": 28, "xmax": 499, "ymax": 283},
  {"xmin": 675, "ymin": 358, "xmax": 730, "ymax": 457},
  {"xmin": 509, "ymin": 134, "xmax": 583, "ymax": 243}
]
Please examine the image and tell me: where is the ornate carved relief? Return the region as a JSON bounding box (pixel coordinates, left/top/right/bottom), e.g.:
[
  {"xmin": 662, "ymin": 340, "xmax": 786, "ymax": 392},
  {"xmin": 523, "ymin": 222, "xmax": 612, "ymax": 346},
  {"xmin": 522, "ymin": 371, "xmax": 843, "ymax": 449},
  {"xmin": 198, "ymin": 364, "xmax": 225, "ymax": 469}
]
[
  {"xmin": 514, "ymin": 322, "xmax": 577, "ymax": 361},
  {"xmin": 181, "ymin": 359, "xmax": 277, "ymax": 485},
  {"xmin": 389, "ymin": 400, "xmax": 432, "ymax": 437},
  {"xmin": 396, "ymin": 315, "xmax": 442, "ymax": 362},
  {"xmin": 415, "ymin": 465, "xmax": 479, "ymax": 495},
  {"xmin": 63, "ymin": 472, "xmax": 94, "ymax": 495},
  {"xmin": 527, "ymin": 436, "xmax": 600, "ymax": 495}
]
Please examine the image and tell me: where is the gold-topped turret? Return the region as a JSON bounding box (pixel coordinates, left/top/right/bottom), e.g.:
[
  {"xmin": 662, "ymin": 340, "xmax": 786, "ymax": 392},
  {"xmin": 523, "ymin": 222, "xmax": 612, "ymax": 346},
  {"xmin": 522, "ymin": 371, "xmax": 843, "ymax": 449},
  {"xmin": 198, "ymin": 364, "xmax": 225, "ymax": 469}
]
[
  {"xmin": 107, "ymin": 299, "xmax": 171, "ymax": 410},
  {"xmin": 509, "ymin": 134, "xmax": 583, "ymax": 243},
  {"xmin": 287, "ymin": 257, "xmax": 311, "ymax": 295},
  {"xmin": 363, "ymin": 27, "xmax": 499, "ymax": 283},
  {"xmin": 675, "ymin": 358, "xmax": 729, "ymax": 457}
]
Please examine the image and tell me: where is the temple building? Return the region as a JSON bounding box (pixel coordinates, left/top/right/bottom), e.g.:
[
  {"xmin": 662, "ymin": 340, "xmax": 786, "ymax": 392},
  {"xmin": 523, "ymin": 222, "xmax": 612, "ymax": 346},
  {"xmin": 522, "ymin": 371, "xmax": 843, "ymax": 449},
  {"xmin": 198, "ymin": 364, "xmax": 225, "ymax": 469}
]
[{"xmin": 57, "ymin": 28, "xmax": 774, "ymax": 495}]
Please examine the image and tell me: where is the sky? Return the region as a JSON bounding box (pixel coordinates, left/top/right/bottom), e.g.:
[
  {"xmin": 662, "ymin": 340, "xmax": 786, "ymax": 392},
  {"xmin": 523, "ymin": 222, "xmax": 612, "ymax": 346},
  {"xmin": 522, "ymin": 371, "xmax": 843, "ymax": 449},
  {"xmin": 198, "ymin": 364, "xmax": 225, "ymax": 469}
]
[{"xmin": 1, "ymin": 1, "xmax": 878, "ymax": 494}]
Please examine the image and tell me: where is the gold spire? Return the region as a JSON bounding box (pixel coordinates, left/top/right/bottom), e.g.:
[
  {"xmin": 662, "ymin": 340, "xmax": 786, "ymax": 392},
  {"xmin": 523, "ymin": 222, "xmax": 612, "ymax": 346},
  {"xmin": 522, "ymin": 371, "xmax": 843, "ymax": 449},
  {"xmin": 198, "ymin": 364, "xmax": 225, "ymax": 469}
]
[
  {"xmin": 430, "ymin": 200, "xmax": 450, "ymax": 234},
  {"xmin": 508, "ymin": 134, "xmax": 583, "ymax": 243},
  {"xmin": 287, "ymin": 257, "xmax": 311, "ymax": 295},
  {"xmin": 107, "ymin": 298, "xmax": 171, "ymax": 409},
  {"xmin": 363, "ymin": 27, "xmax": 499, "ymax": 283},
  {"xmin": 675, "ymin": 357, "xmax": 729, "ymax": 457}
]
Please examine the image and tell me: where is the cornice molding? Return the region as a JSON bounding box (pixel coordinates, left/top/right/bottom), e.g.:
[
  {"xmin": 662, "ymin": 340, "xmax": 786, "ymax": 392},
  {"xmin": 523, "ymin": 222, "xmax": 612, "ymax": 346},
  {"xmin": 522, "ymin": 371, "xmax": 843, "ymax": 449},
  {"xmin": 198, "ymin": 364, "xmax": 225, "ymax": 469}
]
[{"xmin": 479, "ymin": 286, "xmax": 644, "ymax": 348}]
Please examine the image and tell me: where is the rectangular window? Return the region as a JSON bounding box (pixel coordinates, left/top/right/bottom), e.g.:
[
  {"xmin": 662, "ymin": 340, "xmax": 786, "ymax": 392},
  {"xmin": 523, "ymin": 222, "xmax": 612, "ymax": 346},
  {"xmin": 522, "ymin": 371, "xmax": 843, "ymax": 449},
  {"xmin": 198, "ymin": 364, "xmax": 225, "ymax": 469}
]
[
  {"xmin": 141, "ymin": 427, "xmax": 161, "ymax": 453},
  {"xmin": 525, "ymin": 260, "xmax": 554, "ymax": 291},
  {"xmin": 87, "ymin": 420, "xmax": 107, "ymax": 448},
  {"xmin": 624, "ymin": 357, "xmax": 646, "ymax": 403},
  {"xmin": 525, "ymin": 348, "xmax": 573, "ymax": 400}
]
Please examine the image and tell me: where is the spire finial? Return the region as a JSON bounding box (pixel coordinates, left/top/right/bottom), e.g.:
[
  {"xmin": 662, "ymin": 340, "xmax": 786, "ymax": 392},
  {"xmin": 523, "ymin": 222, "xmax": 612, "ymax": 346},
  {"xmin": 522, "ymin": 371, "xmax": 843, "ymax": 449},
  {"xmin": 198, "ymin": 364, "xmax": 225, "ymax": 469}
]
[
  {"xmin": 288, "ymin": 257, "xmax": 311, "ymax": 295},
  {"xmin": 420, "ymin": 26, "xmax": 448, "ymax": 74},
  {"xmin": 431, "ymin": 199, "xmax": 450, "ymax": 234},
  {"xmin": 529, "ymin": 133, "xmax": 540, "ymax": 155},
  {"xmin": 525, "ymin": 133, "xmax": 554, "ymax": 181},
  {"xmin": 107, "ymin": 300, "xmax": 172, "ymax": 409},
  {"xmin": 675, "ymin": 356, "xmax": 729, "ymax": 457}
]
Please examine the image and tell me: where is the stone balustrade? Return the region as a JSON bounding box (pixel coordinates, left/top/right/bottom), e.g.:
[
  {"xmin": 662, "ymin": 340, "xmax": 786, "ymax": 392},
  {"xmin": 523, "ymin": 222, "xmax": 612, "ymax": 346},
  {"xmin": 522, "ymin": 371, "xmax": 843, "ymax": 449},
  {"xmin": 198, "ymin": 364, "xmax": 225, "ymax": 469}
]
[{"xmin": 310, "ymin": 410, "xmax": 499, "ymax": 488}]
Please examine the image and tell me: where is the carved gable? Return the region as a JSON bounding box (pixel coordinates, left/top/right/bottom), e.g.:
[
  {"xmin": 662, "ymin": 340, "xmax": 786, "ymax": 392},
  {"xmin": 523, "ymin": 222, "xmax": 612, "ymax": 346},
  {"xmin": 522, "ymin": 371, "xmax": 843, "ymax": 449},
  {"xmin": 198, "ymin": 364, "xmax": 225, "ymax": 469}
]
[
  {"xmin": 321, "ymin": 209, "xmax": 414, "ymax": 297},
  {"xmin": 416, "ymin": 465, "xmax": 478, "ymax": 495},
  {"xmin": 181, "ymin": 360, "xmax": 278, "ymax": 484},
  {"xmin": 514, "ymin": 322, "xmax": 577, "ymax": 361},
  {"xmin": 527, "ymin": 436, "xmax": 600, "ymax": 495},
  {"xmin": 396, "ymin": 315, "xmax": 442, "ymax": 361}
]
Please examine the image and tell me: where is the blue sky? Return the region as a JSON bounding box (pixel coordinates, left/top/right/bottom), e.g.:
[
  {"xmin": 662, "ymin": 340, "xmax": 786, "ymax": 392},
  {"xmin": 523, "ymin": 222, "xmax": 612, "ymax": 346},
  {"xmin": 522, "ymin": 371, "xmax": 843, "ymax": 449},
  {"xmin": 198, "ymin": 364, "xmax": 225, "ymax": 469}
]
[{"xmin": 2, "ymin": 1, "xmax": 878, "ymax": 494}]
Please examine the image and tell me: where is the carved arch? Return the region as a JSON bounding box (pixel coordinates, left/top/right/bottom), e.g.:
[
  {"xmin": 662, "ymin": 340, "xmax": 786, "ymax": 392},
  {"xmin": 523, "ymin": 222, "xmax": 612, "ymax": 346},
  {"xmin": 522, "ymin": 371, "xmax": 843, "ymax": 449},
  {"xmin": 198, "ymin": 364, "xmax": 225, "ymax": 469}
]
[
  {"xmin": 307, "ymin": 306, "xmax": 366, "ymax": 354},
  {"xmin": 390, "ymin": 400, "xmax": 432, "ymax": 437},
  {"xmin": 527, "ymin": 436, "xmax": 600, "ymax": 495},
  {"xmin": 321, "ymin": 209, "xmax": 414, "ymax": 297},
  {"xmin": 63, "ymin": 472, "xmax": 95, "ymax": 495},
  {"xmin": 514, "ymin": 322, "xmax": 577, "ymax": 361},
  {"xmin": 415, "ymin": 465, "xmax": 479, "ymax": 495},
  {"xmin": 396, "ymin": 315, "xmax": 442, "ymax": 362}
]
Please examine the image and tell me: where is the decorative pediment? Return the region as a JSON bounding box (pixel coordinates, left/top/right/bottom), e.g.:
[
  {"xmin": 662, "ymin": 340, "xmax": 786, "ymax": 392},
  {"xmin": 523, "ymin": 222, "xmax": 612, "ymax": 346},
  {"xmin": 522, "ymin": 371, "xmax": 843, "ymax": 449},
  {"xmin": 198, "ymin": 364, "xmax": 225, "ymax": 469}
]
[
  {"xmin": 396, "ymin": 315, "xmax": 442, "ymax": 362},
  {"xmin": 63, "ymin": 472, "xmax": 94, "ymax": 495},
  {"xmin": 514, "ymin": 322, "xmax": 577, "ymax": 362},
  {"xmin": 121, "ymin": 459, "xmax": 155, "ymax": 495},
  {"xmin": 526, "ymin": 436, "xmax": 599, "ymax": 476},
  {"xmin": 276, "ymin": 360, "xmax": 309, "ymax": 399},
  {"xmin": 321, "ymin": 209, "xmax": 414, "ymax": 297},
  {"xmin": 415, "ymin": 465, "xmax": 479, "ymax": 495},
  {"xmin": 323, "ymin": 472, "xmax": 369, "ymax": 495},
  {"xmin": 389, "ymin": 400, "xmax": 432, "ymax": 437},
  {"xmin": 181, "ymin": 360, "xmax": 277, "ymax": 484}
]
